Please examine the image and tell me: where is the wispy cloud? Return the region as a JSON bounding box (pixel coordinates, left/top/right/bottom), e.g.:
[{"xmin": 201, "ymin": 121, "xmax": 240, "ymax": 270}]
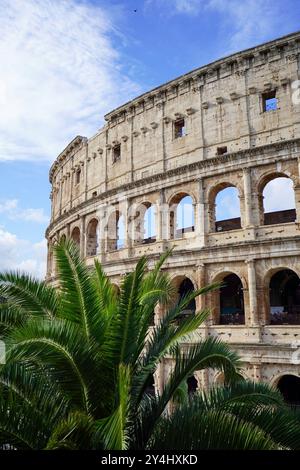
[
  {"xmin": 0, "ymin": 0, "xmax": 141, "ymax": 162},
  {"xmin": 145, "ymin": 0, "xmax": 203, "ymax": 15},
  {"xmin": 263, "ymin": 178, "xmax": 295, "ymax": 212},
  {"xmin": 147, "ymin": 0, "xmax": 295, "ymax": 52},
  {"xmin": 0, "ymin": 198, "xmax": 49, "ymax": 223},
  {"xmin": 0, "ymin": 228, "xmax": 47, "ymax": 278}
]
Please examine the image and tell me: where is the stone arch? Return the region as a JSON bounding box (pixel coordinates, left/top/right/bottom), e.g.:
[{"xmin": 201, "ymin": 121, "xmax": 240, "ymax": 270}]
[
  {"xmin": 276, "ymin": 374, "xmax": 300, "ymax": 406},
  {"xmin": 169, "ymin": 192, "xmax": 195, "ymax": 239},
  {"xmin": 111, "ymin": 283, "xmax": 120, "ymax": 297},
  {"xmin": 170, "ymin": 274, "xmax": 197, "ymax": 319},
  {"xmin": 257, "ymin": 172, "xmax": 296, "ymax": 225},
  {"xmin": 71, "ymin": 226, "xmax": 80, "ymax": 246},
  {"xmin": 86, "ymin": 218, "xmax": 99, "ymax": 257},
  {"xmin": 187, "ymin": 375, "xmax": 198, "ymax": 396},
  {"xmin": 266, "ymin": 268, "xmax": 300, "ymax": 325},
  {"xmin": 208, "ymin": 182, "xmax": 242, "ymax": 232},
  {"xmin": 107, "ymin": 210, "xmax": 125, "ymax": 251},
  {"xmin": 210, "ymin": 271, "xmax": 245, "ymax": 325},
  {"xmin": 133, "ymin": 201, "xmax": 156, "ymax": 244},
  {"xmin": 214, "ymin": 372, "xmax": 225, "ymax": 386}
]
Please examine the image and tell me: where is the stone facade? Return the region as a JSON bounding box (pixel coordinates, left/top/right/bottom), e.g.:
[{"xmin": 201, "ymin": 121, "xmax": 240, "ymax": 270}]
[{"xmin": 46, "ymin": 31, "xmax": 300, "ymax": 395}]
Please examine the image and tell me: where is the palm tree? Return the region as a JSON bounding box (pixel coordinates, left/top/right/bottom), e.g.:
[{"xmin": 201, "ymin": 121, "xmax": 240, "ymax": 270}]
[{"xmin": 0, "ymin": 239, "xmax": 299, "ymax": 450}]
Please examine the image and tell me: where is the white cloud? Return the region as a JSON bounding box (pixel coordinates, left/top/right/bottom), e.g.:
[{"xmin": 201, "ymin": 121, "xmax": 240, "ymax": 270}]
[
  {"xmin": 0, "ymin": 0, "xmax": 141, "ymax": 162},
  {"xmin": 148, "ymin": 0, "xmax": 292, "ymax": 51},
  {"xmin": 0, "ymin": 228, "xmax": 47, "ymax": 279},
  {"xmin": 208, "ymin": 0, "xmax": 285, "ymax": 52},
  {"xmin": 0, "ymin": 198, "xmax": 49, "ymax": 223},
  {"xmin": 263, "ymin": 178, "xmax": 295, "ymax": 212},
  {"xmin": 146, "ymin": 0, "xmax": 203, "ymax": 14}
]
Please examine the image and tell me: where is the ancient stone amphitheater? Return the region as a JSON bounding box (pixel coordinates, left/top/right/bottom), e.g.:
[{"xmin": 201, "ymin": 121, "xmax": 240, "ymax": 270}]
[{"xmin": 46, "ymin": 31, "xmax": 300, "ymax": 403}]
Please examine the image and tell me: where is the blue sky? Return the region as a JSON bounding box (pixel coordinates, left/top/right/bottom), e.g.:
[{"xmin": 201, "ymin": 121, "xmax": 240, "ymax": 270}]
[{"xmin": 0, "ymin": 0, "xmax": 299, "ymax": 277}]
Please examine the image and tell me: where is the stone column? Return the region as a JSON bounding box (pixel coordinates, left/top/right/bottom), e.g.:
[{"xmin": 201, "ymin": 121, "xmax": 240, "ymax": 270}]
[
  {"xmin": 80, "ymin": 215, "xmax": 86, "ymax": 258},
  {"xmin": 59, "ymin": 170, "xmax": 63, "ymax": 216},
  {"xmin": 196, "ymin": 263, "xmax": 210, "ymax": 338},
  {"xmin": 294, "ymin": 159, "xmax": 300, "ymax": 223},
  {"xmin": 124, "ymin": 197, "xmax": 133, "ymax": 256},
  {"xmin": 196, "ymin": 178, "xmax": 206, "ymax": 247},
  {"xmin": 252, "ymin": 363, "xmax": 262, "ymax": 382},
  {"xmin": 243, "ymin": 167, "xmax": 253, "ymax": 227},
  {"xmin": 246, "ymin": 258, "xmax": 258, "ymax": 326},
  {"xmin": 194, "ymin": 369, "xmax": 209, "ymax": 392},
  {"xmin": 70, "ymin": 156, "xmax": 74, "ymax": 209},
  {"xmin": 157, "ymin": 189, "xmax": 167, "ymax": 241}
]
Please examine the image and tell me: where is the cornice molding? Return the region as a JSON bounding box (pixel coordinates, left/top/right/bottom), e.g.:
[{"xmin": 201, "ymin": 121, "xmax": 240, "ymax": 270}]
[
  {"xmin": 49, "ymin": 135, "xmax": 87, "ymax": 183},
  {"xmin": 45, "ymin": 138, "xmax": 300, "ymax": 237}
]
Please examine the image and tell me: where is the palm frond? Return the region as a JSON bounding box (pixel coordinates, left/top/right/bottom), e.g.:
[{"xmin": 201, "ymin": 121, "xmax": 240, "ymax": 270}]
[{"xmin": 95, "ymin": 364, "xmax": 131, "ymax": 450}]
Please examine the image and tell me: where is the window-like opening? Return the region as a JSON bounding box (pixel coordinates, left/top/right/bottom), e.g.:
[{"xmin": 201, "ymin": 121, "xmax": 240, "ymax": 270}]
[
  {"xmin": 176, "ymin": 277, "xmax": 196, "ymax": 320},
  {"xmin": 145, "ymin": 374, "xmax": 155, "ymax": 397},
  {"xmin": 215, "ymin": 186, "xmax": 241, "ymax": 232},
  {"xmin": 76, "ymin": 169, "xmax": 81, "ymax": 185},
  {"xmin": 86, "ymin": 219, "xmax": 98, "ymax": 257},
  {"xmin": 269, "ymin": 269, "xmax": 300, "ymax": 324},
  {"xmin": 170, "ymin": 194, "xmax": 194, "ymax": 239},
  {"xmin": 262, "ymin": 90, "xmax": 277, "ymax": 112},
  {"xmin": 143, "ymin": 205, "xmax": 156, "ymax": 244},
  {"xmin": 277, "ymin": 375, "xmax": 300, "ymax": 407},
  {"xmin": 262, "ymin": 177, "xmax": 296, "ymax": 225},
  {"xmin": 217, "ymin": 146, "xmax": 227, "ymax": 156},
  {"xmin": 107, "ymin": 211, "xmax": 125, "ymax": 251},
  {"xmin": 134, "ymin": 202, "xmax": 156, "ymax": 245},
  {"xmin": 117, "ymin": 215, "xmax": 125, "ymax": 249},
  {"xmin": 187, "ymin": 376, "xmax": 198, "ymax": 396},
  {"xmin": 92, "ymin": 191, "xmax": 97, "ymax": 197},
  {"xmin": 174, "ymin": 118, "xmax": 185, "ymax": 139},
  {"xmin": 219, "ymin": 273, "xmax": 245, "ymax": 325},
  {"xmin": 71, "ymin": 227, "xmax": 80, "ymax": 247},
  {"xmin": 112, "ymin": 144, "xmax": 121, "ymax": 164}
]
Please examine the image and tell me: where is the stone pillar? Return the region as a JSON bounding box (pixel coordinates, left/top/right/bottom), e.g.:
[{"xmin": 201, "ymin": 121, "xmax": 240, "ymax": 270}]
[
  {"xmin": 194, "ymin": 369, "xmax": 209, "ymax": 392},
  {"xmin": 196, "ymin": 263, "xmax": 210, "ymax": 337},
  {"xmin": 294, "ymin": 160, "xmax": 300, "ymax": 223},
  {"xmin": 243, "ymin": 167, "xmax": 253, "ymax": 227},
  {"xmin": 70, "ymin": 156, "xmax": 74, "ymax": 209},
  {"xmin": 252, "ymin": 363, "xmax": 262, "ymax": 382},
  {"xmin": 157, "ymin": 189, "xmax": 167, "ymax": 241},
  {"xmin": 59, "ymin": 170, "xmax": 63, "ymax": 216},
  {"xmin": 246, "ymin": 258, "xmax": 258, "ymax": 326},
  {"xmin": 196, "ymin": 178, "xmax": 206, "ymax": 247},
  {"xmin": 80, "ymin": 215, "xmax": 86, "ymax": 258},
  {"xmin": 124, "ymin": 197, "xmax": 133, "ymax": 256}
]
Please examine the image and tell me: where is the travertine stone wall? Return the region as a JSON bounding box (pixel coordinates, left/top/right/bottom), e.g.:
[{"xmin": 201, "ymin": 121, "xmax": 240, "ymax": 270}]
[{"xmin": 46, "ymin": 31, "xmax": 300, "ymax": 390}]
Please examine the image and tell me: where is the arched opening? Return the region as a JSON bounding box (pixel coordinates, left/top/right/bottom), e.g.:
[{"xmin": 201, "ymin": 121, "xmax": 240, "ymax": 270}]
[
  {"xmin": 277, "ymin": 375, "xmax": 300, "ymax": 406},
  {"xmin": 262, "ymin": 176, "xmax": 296, "ymax": 225},
  {"xmin": 170, "ymin": 193, "xmax": 194, "ymax": 239},
  {"xmin": 145, "ymin": 374, "xmax": 155, "ymax": 397},
  {"xmin": 111, "ymin": 283, "xmax": 120, "ymax": 297},
  {"xmin": 219, "ymin": 273, "xmax": 245, "ymax": 325},
  {"xmin": 71, "ymin": 227, "xmax": 80, "ymax": 247},
  {"xmin": 134, "ymin": 202, "xmax": 156, "ymax": 244},
  {"xmin": 187, "ymin": 375, "xmax": 198, "ymax": 396},
  {"xmin": 143, "ymin": 205, "xmax": 156, "ymax": 244},
  {"xmin": 214, "ymin": 186, "xmax": 241, "ymax": 232},
  {"xmin": 86, "ymin": 218, "xmax": 98, "ymax": 257},
  {"xmin": 107, "ymin": 211, "xmax": 125, "ymax": 251},
  {"xmin": 60, "ymin": 234, "xmax": 66, "ymax": 243},
  {"xmin": 269, "ymin": 269, "xmax": 300, "ymax": 324},
  {"xmin": 176, "ymin": 277, "xmax": 196, "ymax": 319}
]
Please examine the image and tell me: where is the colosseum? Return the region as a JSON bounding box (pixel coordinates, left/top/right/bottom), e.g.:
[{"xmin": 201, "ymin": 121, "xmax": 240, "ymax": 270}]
[{"xmin": 46, "ymin": 31, "xmax": 300, "ymax": 403}]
